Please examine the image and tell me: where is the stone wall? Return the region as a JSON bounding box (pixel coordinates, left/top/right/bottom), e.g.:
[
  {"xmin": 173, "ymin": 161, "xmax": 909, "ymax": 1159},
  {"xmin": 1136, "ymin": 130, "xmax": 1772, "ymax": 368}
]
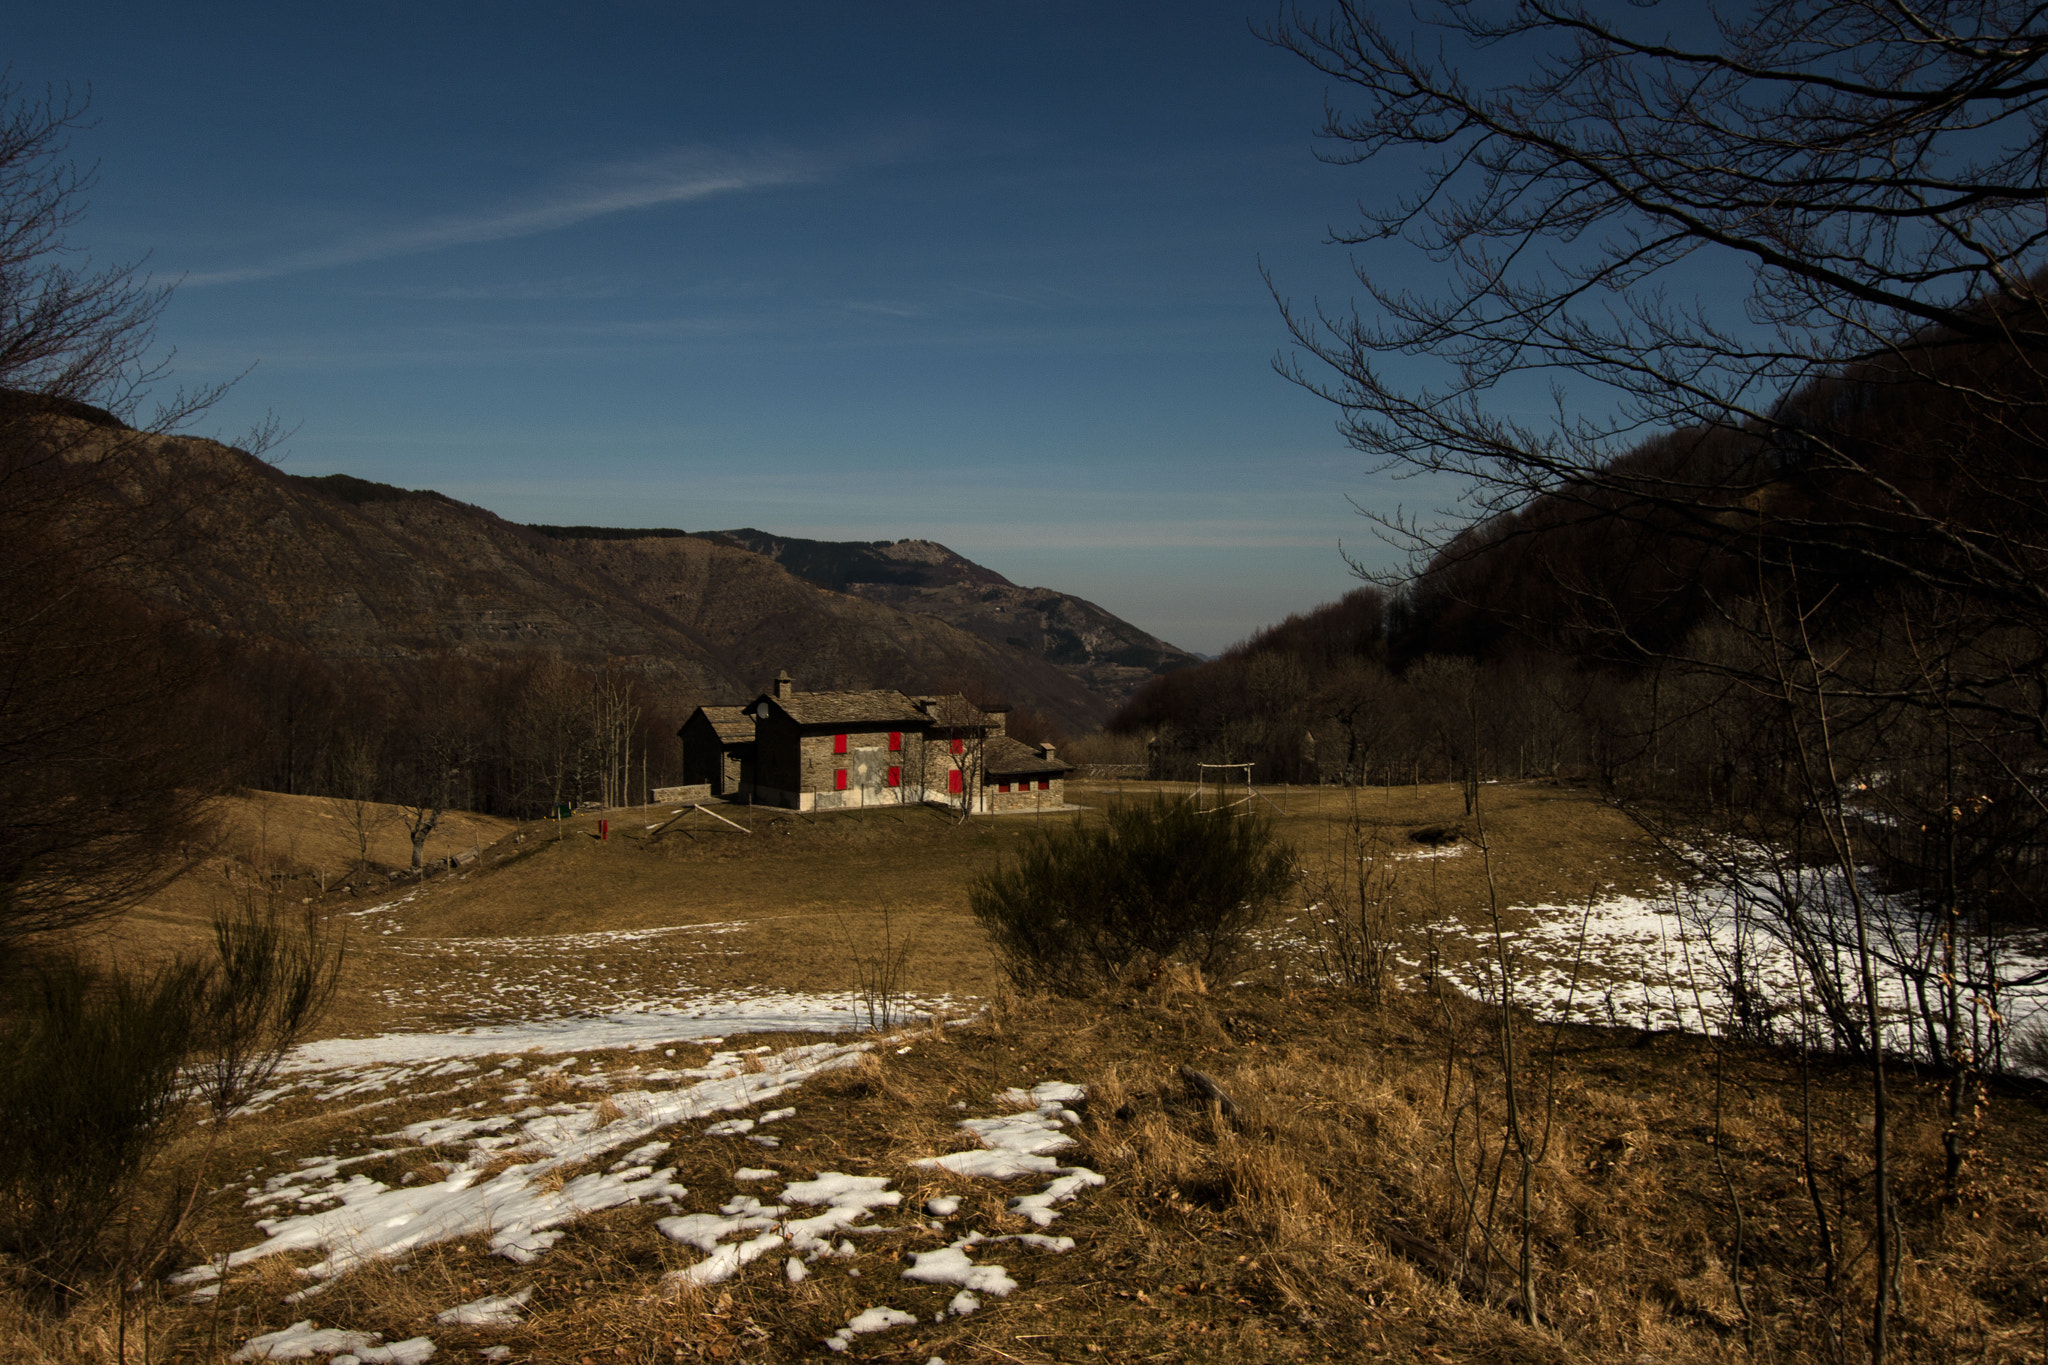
[
  {"xmin": 988, "ymin": 777, "xmax": 1063, "ymax": 813},
  {"xmin": 717, "ymin": 750, "xmax": 748, "ymax": 797}
]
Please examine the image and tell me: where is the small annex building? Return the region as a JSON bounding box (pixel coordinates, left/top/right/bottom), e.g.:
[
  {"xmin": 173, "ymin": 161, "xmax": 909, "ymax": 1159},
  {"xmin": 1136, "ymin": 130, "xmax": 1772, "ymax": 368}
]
[
  {"xmin": 981, "ymin": 736, "xmax": 1070, "ymax": 813},
  {"xmin": 678, "ymin": 670, "xmax": 1074, "ymax": 814},
  {"xmin": 677, "ymin": 705, "xmax": 756, "ymax": 798}
]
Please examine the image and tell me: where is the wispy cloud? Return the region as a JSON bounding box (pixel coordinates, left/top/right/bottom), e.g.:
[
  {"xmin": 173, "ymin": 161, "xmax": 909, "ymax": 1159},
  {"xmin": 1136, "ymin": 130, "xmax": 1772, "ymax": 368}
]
[
  {"xmin": 355, "ymin": 276, "xmax": 631, "ymax": 302},
  {"xmin": 183, "ymin": 148, "xmax": 819, "ymax": 287}
]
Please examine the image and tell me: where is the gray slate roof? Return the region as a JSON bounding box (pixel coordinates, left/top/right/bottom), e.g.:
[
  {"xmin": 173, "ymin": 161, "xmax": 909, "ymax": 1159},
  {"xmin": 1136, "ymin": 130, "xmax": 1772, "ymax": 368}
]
[
  {"xmin": 693, "ymin": 705, "xmax": 757, "ymax": 746},
  {"xmin": 910, "ymin": 694, "xmax": 998, "ymax": 729},
  {"xmin": 765, "ymin": 689, "xmax": 929, "ymax": 726},
  {"xmin": 982, "ymin": 735, "xmax": 1074, "ymax": 777}
]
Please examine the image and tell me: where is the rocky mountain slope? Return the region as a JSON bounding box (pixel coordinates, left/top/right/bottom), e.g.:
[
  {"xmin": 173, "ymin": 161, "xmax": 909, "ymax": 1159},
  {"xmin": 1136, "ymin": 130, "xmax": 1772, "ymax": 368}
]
[
  {"xmin": 77, "ymin": 419, "xmax": 1180, "ymax": 733},
  {"xmin": 689, "ymin": 528, "xmax": 1200, "ymax": 710}
]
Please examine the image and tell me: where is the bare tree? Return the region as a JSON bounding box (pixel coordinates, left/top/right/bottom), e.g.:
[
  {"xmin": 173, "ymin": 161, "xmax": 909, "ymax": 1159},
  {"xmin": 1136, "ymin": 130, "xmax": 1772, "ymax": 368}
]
[
  {"xmin": 1408, "ymin": 655, "xmax": 1486, "ymax": 814},
  {"xmin": 1313, "ymin": 659, "xmax": 1396, "ymax": 786},
  {"xmin": 387, "ymin": 707, "xmax": 475, "ymax": 873},
  {"xmin": 507, "ymin": 655, "xmax": 598, "ymax": 816},
  {"xmin": 1271, "ymin": 0, "xmax": 2048, "ymax": 552},
  {"xmin": 1267, "ymin": 8, "xmax": 2048, "ymax": 1358},
  {"xmin": 324, "ymin": 729, "xmax": 385, "ymax": 879},
  {"xmin": 0, "ymin": 79, "xmax": 272, "ymax": 961},
  {"xmin": 920, "ymin": 693, "xmax": 993, "ymax": 819},
  {"xmin": 591, "ymin": 668, "xmax": 640, "ymax": 809},
  {"xmin": 1271, "ymin": 3, "xmax": 2048, "ymax": 707}
]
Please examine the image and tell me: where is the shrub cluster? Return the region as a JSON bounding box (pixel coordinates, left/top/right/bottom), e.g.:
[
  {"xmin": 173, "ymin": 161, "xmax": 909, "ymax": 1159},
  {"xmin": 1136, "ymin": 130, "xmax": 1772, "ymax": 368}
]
[
  {"xmin": 0, "ymin": 894, "xmax": 340, "ymax": 1301},
  {"xmin": 969, "ymin": 797, "xmax": 1293, "ymax": 996}
]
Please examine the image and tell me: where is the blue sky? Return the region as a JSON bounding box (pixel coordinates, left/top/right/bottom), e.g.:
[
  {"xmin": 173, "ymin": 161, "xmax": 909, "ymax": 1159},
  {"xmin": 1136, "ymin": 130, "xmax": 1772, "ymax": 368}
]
[{"xmin": 15, "ymin": 2, "xmax": 1428, "ymax": 655}]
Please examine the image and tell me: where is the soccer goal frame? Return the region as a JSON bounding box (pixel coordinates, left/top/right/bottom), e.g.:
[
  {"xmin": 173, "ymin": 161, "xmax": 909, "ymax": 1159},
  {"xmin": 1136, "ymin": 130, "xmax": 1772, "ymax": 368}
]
[{"xmin": 1192, "ymin": 762, "xmax": 1284, "ymax": 816}]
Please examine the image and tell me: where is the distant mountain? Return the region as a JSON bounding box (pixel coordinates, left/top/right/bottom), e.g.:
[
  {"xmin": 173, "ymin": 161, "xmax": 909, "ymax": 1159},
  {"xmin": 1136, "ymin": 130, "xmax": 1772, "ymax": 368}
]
[
  {"xmin": 691, "ymin": 529, "xmax": 1013, "ymax": 592},
  {"xmin": 51, "ymin": 414, "xmax": 1185, "ymax": 733},
  {"xmin": 691, "ymin": 528, "xmax": 1201, "ymax": 710}
]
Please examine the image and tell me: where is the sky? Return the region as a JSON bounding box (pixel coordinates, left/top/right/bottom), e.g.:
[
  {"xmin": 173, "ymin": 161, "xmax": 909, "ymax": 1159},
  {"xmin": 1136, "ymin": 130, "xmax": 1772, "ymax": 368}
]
[{"xmin": 13, "ymin": 2, "xmax": 1429, "ymax": 655}]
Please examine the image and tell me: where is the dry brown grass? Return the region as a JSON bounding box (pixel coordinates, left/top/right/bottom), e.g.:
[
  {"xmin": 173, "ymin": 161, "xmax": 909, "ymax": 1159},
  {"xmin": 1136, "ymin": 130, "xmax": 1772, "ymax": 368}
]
[
  {"xmin": 74, "ymin": 778, "xmax": 1670, "ymax": 1041},
  {"xmin": 209, "ymin": 789, "xmax": 517, "ymax": 885},
  {"xmin": 10, "ymin": 779, "xmax": 2045, "ymax": 1361},
  {"xmin": 6, "ymin": 984, "xmax": 2047, "ymax": 1363}
]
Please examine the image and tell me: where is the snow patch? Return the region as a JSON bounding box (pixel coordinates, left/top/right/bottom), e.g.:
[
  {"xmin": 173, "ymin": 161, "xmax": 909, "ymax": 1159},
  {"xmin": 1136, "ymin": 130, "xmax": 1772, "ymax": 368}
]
[
  {"xmin": 434, "ymin": 1288, "xmax": 531, "ymax": 1328},
  {"xmin": 913, "ymin": 1085, "xmax": 1104, "ymax": 1226},
  {"xmin": 232, "ymin": 1322, "xmax": 436, "ymax": 1363},
  {"xmin": 823, "ymin": 1306, "xmax": 918, "ymax": 1353},
  {"xmin": 178, "ymin": 1041, "xmax": 870, "ymax": 1290}
]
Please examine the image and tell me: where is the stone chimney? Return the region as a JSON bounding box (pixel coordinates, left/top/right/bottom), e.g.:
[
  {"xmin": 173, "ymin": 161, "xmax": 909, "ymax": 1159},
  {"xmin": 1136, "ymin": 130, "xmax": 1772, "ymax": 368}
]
[
  {"xmin": 1039, "ymin": 742, "xmax": 1057, "ymax": 763},
  {"xmin": 773, "ymin": 669, "xmax": 793, "ymax": 701}
]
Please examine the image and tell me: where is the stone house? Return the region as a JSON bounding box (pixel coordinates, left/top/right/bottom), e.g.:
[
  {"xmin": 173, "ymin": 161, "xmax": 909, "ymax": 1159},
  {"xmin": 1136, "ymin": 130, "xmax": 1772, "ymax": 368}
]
[{"xmin": 678, "ymin": 670, "xmax": 1074, "ymax": 813}]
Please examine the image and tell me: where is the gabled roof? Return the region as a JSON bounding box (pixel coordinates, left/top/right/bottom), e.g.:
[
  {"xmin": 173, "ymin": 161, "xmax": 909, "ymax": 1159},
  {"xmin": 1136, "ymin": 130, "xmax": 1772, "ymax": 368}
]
[
  {"xmin": 910, "ymin": 693, "xmax": 998, "ymax": 729},
  {"xmin": 982, "ymin": 735, "xmax": 1075, "ymax": 777},
  {"xmin": 758, "ymin": 689, "xmax": 928, "ymax": 726},
  {"xmin": 688, "ymin": 705, "xmax": 757, "ymax": 746}
]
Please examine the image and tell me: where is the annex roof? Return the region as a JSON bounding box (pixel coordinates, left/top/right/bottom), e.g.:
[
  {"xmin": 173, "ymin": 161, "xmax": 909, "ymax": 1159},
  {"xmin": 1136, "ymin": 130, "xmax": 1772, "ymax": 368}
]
[
  {"xmin": 982, "ymin": 735, "xmax": 1075, "ymax": 777},
  {"xmin": 690, "ymin": 705, "xmax": 757, "ymax": 746},
  {"xmin": 910, "ymin": 694, "xmax": 999, "ymax": 729}
]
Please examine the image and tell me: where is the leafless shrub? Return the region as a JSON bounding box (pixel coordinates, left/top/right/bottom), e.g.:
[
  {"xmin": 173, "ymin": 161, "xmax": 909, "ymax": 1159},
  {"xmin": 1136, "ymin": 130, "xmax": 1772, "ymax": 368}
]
[
  {"xmin": 1300, "ymin": 797, "xmax": 1403, "ymax": 1007},
  {"xmin": 840, "ymin": 902, "xmax": 917, "ymax": 1033}
]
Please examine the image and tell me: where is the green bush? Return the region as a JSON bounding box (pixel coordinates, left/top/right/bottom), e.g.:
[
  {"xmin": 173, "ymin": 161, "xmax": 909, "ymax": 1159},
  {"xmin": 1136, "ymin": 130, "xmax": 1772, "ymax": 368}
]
[
  {"xmin": 0, "ymin": 892, "xmax": 341, "ymax": 1301},
  {"xmin": 0, "ymin": 958, "xmax": 205, "ymax": 1293},
  {"xmin": 969, "ymin": 796, "xmax": 1294, "ymax": 996}
]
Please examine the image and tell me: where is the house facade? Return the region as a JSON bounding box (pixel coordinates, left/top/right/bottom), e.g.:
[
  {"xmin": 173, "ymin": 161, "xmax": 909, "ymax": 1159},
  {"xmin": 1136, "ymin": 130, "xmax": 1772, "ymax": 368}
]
[
  {"xmin": 678, "ymin": 670, "xmax": 1074, "ymax": 813},
  {"xmin": 751, "ymin": 680, "xmax": 930, "ymax": 811}
]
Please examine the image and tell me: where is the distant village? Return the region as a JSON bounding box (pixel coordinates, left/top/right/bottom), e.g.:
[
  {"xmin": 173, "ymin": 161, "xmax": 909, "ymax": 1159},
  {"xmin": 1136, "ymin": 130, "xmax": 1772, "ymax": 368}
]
[{"xmin": 677, "ymin": 671, "xmax": 1074, "ymax": 814}]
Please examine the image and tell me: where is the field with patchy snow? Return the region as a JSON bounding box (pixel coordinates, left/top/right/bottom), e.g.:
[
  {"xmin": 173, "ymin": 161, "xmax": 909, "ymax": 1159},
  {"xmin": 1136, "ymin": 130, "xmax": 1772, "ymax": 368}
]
[
  {"xmin": 14, "ymin": 781, "xmax": 2045, "ymax": 1364},
  {"xmin": 188, "ymin": 1029, "xmax": 1102, "ymax": 1363}
]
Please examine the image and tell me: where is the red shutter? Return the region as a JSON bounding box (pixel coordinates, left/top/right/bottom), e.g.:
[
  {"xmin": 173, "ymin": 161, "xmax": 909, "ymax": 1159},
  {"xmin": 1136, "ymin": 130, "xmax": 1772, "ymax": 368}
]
[
  {"xmin": 888, "ymin": 731, "xmax": 901, "ymax": 751},
  {"xmin": 947, "ymin": 769, "xmax": 963, "ymax": 794},
  {"xmin": 1038, "ymin": 779, "xmax": 1050, "ymax": 790},
  {"xmin": 887, "ymin": 766, "xmax": 901, "ymax": 787},
  {"xmin": 834, "ymin": 769, "xmax": 848, "ymax": 791},
  {"xmin": 834, "ymin": 733, "xmax": 847, "ymax": 754},
  {"xmin": 998, "ymin": 782, "xmax": 1010, "ymax": 793},
  {"xmin": 950, "ymin": 737, "xmax": 963, "ymax": 755}
]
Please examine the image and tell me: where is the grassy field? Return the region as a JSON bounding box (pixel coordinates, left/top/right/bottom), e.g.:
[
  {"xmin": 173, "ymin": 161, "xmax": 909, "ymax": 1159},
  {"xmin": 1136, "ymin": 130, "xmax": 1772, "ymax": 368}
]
[
  {"xmin": 9, "ymin": 781, "xmax": 2046, "ymax": 1363},
  {"xmin": 104, "ymin": 779, "xmax": 1673, "ymax": 1040}
]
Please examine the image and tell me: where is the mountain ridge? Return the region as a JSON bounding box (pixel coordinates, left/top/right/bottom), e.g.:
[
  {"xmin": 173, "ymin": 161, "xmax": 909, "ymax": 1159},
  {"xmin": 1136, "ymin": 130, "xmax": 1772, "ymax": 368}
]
[
  {"xmin": 44, "ymin": 416, "xmax": 1184, "ymax": 734},
  {"xmin": 682, "ymin": 527, "xmax": 1200, "ymax": 708}
]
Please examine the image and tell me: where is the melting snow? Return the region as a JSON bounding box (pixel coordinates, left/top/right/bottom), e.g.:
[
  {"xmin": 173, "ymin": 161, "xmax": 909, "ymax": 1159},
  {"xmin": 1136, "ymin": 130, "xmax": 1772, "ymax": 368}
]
[
  {"xmin": 913, "ymin": 1082, "xmax": 1104, "ymax": 1226},
  {"xmin": 824, "ymin": 1306, "xmax": 918, "ymax": 1353},
  {"xmin": 231, "ymin": 1322, "xmax": 435, "ymax": 1362},
  {"xmin": 280, "ymin": 994, "xmax": 937, "ymax": 1073},
  {"xmin": 207, "ymin": 974, "xmax": 1094, "ymax": 1364},
  {"xmin": 180, "ymin": 1041, "xmax": 869, "ymax": 1293},
  {"xmin": 434, "ymin": 1288, "xmax": 531, "ymax": 1328},
  {"xmin": 1436, "ymin": 871, "xmax": 2048, "ymax": 1063}
]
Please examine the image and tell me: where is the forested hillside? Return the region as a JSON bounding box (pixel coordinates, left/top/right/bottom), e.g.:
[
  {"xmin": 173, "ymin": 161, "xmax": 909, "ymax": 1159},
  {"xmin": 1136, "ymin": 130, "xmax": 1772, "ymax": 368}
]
[{"xmin": 1113, "ymin": 321, "xmax": 2048, "ymax": 925}]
